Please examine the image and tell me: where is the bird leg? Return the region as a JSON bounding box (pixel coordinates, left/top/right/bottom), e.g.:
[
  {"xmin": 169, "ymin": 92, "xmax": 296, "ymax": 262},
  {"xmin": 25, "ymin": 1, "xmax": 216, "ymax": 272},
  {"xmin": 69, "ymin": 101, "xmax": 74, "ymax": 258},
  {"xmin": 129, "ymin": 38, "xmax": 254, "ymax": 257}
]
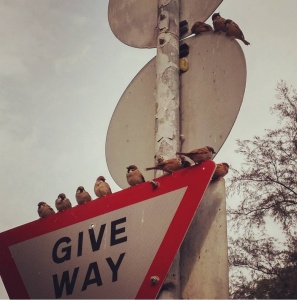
[{"xmin": 150, "ymin": 181, "xmax": 160, "ymax": 190}]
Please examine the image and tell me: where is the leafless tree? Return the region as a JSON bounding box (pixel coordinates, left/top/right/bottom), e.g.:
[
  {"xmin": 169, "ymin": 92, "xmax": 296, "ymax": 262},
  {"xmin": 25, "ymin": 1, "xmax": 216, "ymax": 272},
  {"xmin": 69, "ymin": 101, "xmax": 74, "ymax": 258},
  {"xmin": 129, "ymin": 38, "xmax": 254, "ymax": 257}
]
[{"xmin": 227, "ymin": 81, "xmax": 297, "ymax": 298}]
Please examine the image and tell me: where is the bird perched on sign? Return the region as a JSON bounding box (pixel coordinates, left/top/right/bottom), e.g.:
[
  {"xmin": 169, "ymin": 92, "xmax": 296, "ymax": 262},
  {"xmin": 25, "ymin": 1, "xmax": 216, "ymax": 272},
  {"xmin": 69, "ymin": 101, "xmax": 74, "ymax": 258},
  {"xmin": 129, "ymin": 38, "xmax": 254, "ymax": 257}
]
[
  {"xmin": 37, "ymin": 202, "xmax": 55, "ymax": 218},
  {"xmin": 212, "ymin": 163, "xmax": 229, "ymax": 181},
  {"xmin": 225, "ymin": 19, "xmax": 250, "ymax": 45},
  {"xmin": 126, "ymin": 165, "xmax": 145, "ymax": 187},
  {"xmin": 146, "ymin": 156, "xmax": 186, "ymax": 174},
  {"xmin": 212, "ymin": 12, "xmax": 226, "ymax": 33},
  {"xmin": 75, "ymin": 186, "xmax": 92, "ymax": 205},
  {"xmin": 55, "ymin": 193, "xmax": 72, "ymax": 212},
  {"xmin": 150, "ymin": 180, "xmax": 160, "ymax": 190},
  {"xmin": 156, "ymin": 155, "xmax": 165, "ymax": 164},
  {"xmin": 176, "ymin": 146, "xmax": 216, "ymax": 165},
  {"xmin": 191, "ymin": 21, "xmax": 213, "ymax": 35},
  {"xmin": 94, "ymin": 176, "xmax": 112, "ymax": 198}
]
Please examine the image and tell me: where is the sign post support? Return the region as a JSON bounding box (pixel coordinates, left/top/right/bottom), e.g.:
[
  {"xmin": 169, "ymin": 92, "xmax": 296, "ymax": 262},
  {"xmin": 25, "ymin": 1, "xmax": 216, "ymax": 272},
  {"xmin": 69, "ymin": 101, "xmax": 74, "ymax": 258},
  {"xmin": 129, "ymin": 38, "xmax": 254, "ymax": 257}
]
[
  {"xmin": 155, "ymin": 1, "xmax": 180, "ymax": 298},
  {"xmin": 107, "ymin": 1, "xmax": 246, "ymax": 298},
  {"xmin": 155, "ymin": 0, "xmax": 180, "ymax": 165}
]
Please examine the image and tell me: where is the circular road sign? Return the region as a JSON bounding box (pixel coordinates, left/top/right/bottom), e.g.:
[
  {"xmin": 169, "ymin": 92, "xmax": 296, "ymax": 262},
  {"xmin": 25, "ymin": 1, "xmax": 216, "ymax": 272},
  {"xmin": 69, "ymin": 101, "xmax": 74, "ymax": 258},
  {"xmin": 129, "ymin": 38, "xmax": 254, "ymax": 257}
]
[
  {"xmin": 106, "ymin": 32, "xmax": 247, "ymax": 188},
  {"xmin": 108, "ymin": 0, "xmax": 223, "ymax": 48}
]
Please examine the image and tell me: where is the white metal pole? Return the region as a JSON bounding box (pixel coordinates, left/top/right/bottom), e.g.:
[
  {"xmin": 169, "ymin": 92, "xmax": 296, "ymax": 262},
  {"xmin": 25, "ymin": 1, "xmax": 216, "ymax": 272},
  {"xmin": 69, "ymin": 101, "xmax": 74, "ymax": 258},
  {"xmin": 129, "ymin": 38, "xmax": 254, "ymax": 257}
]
[
  {"xmin": 155, "ymin": 0, "xmax": 180, "ymax": 167},
  {"xmin": 155, "ymin": 0, "xmax": 180, "ymax": 298},
  {"xmin": 180, "ymin": 180, "xmax": 229, "ymax": 299}
]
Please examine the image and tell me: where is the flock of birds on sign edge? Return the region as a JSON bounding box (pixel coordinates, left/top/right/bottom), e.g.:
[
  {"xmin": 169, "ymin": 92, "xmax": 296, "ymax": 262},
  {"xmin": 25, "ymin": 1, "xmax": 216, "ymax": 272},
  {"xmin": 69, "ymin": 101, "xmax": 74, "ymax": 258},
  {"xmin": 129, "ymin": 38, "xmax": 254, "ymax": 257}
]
[
  {"xmin": 37, "ymin": 146, "xmax": 229, "ymax": 218},
  {"xmin": 191, "ymin": 12, "xmax": 250, "ymax": 45},
  {"xmin": 37, "ymin": 12, "xmax": 247, "ymax": 218}
]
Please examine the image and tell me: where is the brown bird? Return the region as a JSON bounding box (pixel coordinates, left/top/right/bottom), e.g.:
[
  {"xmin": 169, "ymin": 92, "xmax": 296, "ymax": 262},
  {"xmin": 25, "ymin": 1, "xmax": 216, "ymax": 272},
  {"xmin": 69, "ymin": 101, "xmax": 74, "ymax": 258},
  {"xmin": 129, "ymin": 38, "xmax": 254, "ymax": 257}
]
[
  {"xmin": 156, "ymin": 156, "xmax": 165, "ymax": 163},
  {"xmin": 212, "ymin": 12, "xmax": 226, "ymax": 33},
  {"xmin": 225, "ymin": 19, "xmax": 250, "ymax": 45},
  {"xmin": 55, "ymin": 193, "xmax": 72, "ymax": 212},
  {"xmin": 126, "ymin": 165, "xmax": 145, "ymax": 186},
  {"xmin": 191, "ymin": 21, "xmax": 213, "ymax": 35},
  {"xmin": 94, "ymin": 176, "xmax": 112, "ymax": 198},
  {"xmin": 37, "ymin": 201, "xmax": 55, "ymax": 218},
  {"xmin": 75, "ymin": 186, "xmax": 92, "ymax": 205},
  {"xmin": 146, "ymin": 156, "xmax": 186, "ymax": 174},
  {"xmin": 212, "ymin": 163, "xmax": 229, "ymax": 181},
  {"xmin": 176, "ymin": 146, "xmax": 216, "ymax": 165}
]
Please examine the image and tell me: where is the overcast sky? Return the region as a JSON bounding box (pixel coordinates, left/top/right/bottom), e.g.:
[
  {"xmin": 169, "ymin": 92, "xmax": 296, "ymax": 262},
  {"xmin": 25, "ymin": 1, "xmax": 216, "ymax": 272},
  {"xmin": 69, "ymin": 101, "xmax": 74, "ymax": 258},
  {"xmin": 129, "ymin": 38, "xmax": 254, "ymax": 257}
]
[{"xmin": 0, "ymin": 0, "xmax": 297, "ymax": 297}]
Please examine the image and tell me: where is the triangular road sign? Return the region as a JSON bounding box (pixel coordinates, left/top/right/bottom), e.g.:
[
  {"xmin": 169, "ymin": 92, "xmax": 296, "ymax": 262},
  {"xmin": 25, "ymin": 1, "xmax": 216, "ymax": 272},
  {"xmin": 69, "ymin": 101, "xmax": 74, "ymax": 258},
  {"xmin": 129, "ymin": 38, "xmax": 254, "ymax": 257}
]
[{"xmin": 0, "ymin": 161, "xmax": 215, "ymax": 299}]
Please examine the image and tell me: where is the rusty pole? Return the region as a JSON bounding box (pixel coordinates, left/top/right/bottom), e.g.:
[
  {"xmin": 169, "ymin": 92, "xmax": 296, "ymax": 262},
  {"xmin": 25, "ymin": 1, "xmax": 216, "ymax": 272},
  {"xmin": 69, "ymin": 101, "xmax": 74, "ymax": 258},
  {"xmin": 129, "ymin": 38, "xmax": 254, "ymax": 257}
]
[{"xmin": 155, "ymin": 0, "xmax": 180, "ymax": 298}]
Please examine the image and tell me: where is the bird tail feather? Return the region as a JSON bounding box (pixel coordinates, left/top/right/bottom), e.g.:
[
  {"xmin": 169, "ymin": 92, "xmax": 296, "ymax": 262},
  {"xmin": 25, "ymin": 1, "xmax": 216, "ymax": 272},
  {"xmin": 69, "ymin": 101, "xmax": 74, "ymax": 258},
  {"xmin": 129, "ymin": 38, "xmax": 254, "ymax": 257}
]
[
  {"xmin": 176, "ymin": 152, "xmax": 186, "ymax": 155},
  {"xmin": 146, "ymin": 167, "xmax": 157, "ymax": 171}
]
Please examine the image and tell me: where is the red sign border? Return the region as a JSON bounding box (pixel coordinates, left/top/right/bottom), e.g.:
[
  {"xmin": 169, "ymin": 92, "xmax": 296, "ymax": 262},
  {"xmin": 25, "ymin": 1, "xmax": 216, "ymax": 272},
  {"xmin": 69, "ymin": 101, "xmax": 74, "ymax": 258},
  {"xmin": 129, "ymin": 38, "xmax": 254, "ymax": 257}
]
[{"xmin": 0, "ymin": 161, "xmax": 216, "ymax": 299}]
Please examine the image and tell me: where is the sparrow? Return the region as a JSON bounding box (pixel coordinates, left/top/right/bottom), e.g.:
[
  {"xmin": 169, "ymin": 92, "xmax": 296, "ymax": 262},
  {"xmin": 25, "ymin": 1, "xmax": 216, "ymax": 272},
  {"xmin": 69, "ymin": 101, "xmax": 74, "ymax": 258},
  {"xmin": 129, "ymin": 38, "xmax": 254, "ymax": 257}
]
[
  {"xmin": 75, "ymin": 186, "xmax": 92, "ymax": 205},
  {"xmin": 126, "ymin": 165, "xmax": 145, "ymax": 186},
  {"xmin": 191, "ymin": 21, "xmax": 213, "ymax": 35},
  {"xmin": 146, "ymin": 156, "xmax": 186, "ymax": 174},
  {"xmin": 176, "ymin": 146, "xmax": 216, "ymax": 164},
  {"xmin": 94, "ymin": 176, "xmax": 112, "ymax": 198},
  {"xmin": 224, "ymin": 19, "xmax": 250, "ymax": 45},
  {"xmin": 212, "ymin": 12, "xmax": 226, "ymax": 33},
  {"xmin": 212, "ymin": 163, "xmax": 229, "ymax": 181},
  {"xmin": 55, "ymin": 193, "xmax": 72, "ymax": 212},
  {"xmin": 156, "ymin": 156, "xmax": 165, "ymax": 163},
  {"xmin": 37, "ymin": 201, "xmax": 55, "ymax": 218}
]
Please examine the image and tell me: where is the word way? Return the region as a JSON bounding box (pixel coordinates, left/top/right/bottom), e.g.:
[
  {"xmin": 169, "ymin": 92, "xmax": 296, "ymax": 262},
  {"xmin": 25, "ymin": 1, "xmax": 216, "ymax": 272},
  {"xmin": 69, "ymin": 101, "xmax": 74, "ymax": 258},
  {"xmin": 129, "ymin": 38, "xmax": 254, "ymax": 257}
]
[{"xmin": 51, "ymin": 217, "xmax": 127, "ymax": 298}]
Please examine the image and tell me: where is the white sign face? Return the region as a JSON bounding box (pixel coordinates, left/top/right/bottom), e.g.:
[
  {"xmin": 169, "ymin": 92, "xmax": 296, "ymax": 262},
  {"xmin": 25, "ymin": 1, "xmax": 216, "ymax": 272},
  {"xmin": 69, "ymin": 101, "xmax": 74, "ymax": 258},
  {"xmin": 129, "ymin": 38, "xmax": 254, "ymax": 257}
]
[
  {"xmin": 1, "ymin": 162, "xmax": 216, "ymax": 299},
  {"xmin": 9, "ymin": 188, "xmax": 186, "ymax": 299},
  {"xmin": 108, "ymin": 0, "xmax": 223, "ymax": 48}
]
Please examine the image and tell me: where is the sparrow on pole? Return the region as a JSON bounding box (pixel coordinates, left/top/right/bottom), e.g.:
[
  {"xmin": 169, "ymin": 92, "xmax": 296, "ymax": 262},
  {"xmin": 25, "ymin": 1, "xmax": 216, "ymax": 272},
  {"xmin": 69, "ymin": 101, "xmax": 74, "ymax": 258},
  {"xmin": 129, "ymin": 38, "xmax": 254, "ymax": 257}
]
[
  {"xmin": 75, "ymin": 186, "xmax": 92, "ymax": 205},
  {"xmin": 55, "ymin": 193, "xmax": 72, "ymax": 212},
  {"xmin": 94, "ymin": 176, "xmax": 112, "ymax": 198},
  {"xmin": 146, "ymin": 156, "xmax": 186, "ymax": 174},
  {"xmin": 212, "ymin": 163, "xmax": 229, "ymax": 181},
  {"xmin": 176, "ymin": 146, "xmax": 216, "ymax": 165},
  {"xmin": 191, "ymin": 21, "xmax": 213, "ymax": 35},
  {"xmin": 212, "ymin": 13, "xmax": 226, "ymax": 33},
  {"xmin": 37, "ymin": 202, "xmax": 55, "ymax": 218},
  {"xmin": 225, "ymin": 19, "xmax": 250, "ymax": 45},
  {"xmin": 126, "ymin": 165, "xmax": 145, "ymax": 186}
]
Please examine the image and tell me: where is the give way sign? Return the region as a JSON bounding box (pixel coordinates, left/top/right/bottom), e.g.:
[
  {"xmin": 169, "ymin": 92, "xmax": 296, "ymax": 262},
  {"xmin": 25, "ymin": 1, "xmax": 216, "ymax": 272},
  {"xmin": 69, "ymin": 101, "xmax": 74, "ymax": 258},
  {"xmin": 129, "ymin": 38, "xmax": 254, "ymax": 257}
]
[{"xmin": 0, "ymin": 161, "xmax": 215, "ymax": 299}]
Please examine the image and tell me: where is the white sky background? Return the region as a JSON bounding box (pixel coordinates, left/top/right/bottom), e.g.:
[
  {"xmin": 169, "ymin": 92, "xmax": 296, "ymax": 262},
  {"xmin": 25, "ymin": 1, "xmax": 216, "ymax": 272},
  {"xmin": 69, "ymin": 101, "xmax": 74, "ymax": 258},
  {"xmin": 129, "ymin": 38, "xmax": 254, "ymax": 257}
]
[{"xmin": 0, "ymin": 0, "xmax": 296, "ymax": 297}]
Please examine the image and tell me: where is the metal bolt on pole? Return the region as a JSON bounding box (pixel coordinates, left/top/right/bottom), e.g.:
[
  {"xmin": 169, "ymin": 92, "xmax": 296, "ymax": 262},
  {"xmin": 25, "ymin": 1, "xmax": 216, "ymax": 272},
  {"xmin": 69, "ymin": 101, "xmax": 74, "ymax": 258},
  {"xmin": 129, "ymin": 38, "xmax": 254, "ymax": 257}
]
[{"xmin": 155, "ymin": 0, "xmax": 180, "ymax": 298}]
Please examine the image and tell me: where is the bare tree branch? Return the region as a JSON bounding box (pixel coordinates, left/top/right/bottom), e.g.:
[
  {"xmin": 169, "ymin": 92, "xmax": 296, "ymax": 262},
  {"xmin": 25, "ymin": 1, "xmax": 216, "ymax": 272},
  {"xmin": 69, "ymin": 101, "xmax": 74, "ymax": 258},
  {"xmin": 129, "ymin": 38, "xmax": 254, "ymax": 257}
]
[{"xmin": 228, "ymin": 81, "xmax": 297, "ymax": 298}]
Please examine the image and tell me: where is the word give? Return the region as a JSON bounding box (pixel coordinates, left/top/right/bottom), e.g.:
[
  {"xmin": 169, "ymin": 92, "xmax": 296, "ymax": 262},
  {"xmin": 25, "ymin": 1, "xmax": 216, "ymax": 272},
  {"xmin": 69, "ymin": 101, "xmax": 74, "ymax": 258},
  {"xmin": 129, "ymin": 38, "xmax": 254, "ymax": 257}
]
[{"xmin": 51, "ymin": 217, "xmax": 127, "ymax": 298}]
